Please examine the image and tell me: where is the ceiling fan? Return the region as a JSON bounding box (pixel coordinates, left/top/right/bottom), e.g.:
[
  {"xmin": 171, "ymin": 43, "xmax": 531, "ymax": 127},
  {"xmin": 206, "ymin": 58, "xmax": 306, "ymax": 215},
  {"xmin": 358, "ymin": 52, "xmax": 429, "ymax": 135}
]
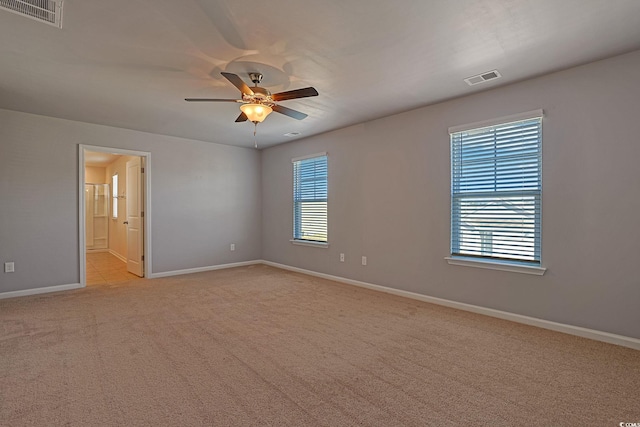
[{"xmin": 185, "ymin": 72, "xmax": 318, "ymax": 124}]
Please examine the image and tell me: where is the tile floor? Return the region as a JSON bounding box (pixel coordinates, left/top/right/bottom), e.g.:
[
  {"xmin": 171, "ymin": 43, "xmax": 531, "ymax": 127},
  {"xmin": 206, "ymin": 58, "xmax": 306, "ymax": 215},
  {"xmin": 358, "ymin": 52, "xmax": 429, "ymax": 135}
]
[{"xmin": 86, "ymin": 252, "xmax": 141, "ymax": 286}]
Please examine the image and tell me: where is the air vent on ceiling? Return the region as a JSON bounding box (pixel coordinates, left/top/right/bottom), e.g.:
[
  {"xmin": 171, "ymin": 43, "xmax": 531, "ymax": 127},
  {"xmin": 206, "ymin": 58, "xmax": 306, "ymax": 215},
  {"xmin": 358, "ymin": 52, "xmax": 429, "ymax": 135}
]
[
  {"xmin": 0, "ymin": 0, "xmax": 63, "ymax": 28},
  {"xmin": 464, "ymin": 70, "xmax": 502, "ymax": 86},
  {"xmin": 284, "ymin": 132, "xmax": 301, "ymax": 137}
]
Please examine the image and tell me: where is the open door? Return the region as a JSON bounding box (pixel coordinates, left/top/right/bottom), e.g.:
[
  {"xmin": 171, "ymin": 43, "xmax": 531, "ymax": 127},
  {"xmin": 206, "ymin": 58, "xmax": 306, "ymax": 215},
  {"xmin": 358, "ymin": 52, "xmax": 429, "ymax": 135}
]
[{"xmin": 126, "ymin": 157, "xmax": 144, "ymax": 277}]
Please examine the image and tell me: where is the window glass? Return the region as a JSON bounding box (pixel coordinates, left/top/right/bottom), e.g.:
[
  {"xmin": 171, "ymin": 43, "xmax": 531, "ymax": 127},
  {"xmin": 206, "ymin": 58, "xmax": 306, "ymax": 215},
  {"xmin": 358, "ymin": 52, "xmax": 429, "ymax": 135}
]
[
  {"xmin": 293, "ymin": 155, "xmax": 328, "ymax": 242},
  {"xmin": 112, "ymin": 174, "xmax": 118, "ymax": 219},
  {"xmin": 451, "ymin": 116, "xmax": 542, "ymax": 263}
]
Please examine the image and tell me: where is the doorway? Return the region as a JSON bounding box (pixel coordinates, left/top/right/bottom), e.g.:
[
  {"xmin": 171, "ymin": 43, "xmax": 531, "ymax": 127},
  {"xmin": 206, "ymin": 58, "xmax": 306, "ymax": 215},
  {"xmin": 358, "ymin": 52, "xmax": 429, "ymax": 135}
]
[{"xmin": 79, "ymin": 145, "xmax": 152, "ymax": 287}]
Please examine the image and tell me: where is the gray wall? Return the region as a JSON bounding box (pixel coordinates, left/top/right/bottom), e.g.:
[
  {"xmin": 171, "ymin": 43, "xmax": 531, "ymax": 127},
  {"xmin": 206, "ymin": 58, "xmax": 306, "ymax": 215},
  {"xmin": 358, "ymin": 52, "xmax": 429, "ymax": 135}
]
[
  {"xmin": 262, "ymin": 50, "xmax": 640, "ymax": 339},
  {"xmin": 0, "ymin": 109, "xmax": 261, "ymax": 292},
  {"xmin": 2, "ymin": 50, "xmax": 639, "ymax": 339}
]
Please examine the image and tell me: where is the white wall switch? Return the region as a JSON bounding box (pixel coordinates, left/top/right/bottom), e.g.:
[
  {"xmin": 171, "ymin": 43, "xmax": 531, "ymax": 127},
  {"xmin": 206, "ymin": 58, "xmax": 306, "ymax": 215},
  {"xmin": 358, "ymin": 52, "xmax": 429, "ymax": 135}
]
[
  {"xmin": 340, "ymin": 253, "xmax": 345, "ymax": 262},
  {"xmin": 361, "ymin": 256, "xmax": 367, "ymax": 266},
  {"xmin": 230, "ymin": 243, "xmax": 235, "ymax": 251},
  {"xmin": 5, "ymin": 262, "xmax": 15, "ymax": 273}
]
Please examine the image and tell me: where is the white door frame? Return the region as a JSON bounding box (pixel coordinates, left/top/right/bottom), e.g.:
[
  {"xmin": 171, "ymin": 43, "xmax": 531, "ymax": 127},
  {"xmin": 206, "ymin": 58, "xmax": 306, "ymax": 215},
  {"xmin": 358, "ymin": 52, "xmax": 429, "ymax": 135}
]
[{"xmin": 78, "ymin": 144, "xmax": 152, "ymax": 286}]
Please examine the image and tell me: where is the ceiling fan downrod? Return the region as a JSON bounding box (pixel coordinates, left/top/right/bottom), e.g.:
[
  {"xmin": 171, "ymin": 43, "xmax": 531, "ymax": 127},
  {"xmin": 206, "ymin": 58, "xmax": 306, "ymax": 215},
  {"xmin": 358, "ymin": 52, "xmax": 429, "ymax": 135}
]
[{"xmin": 248, "ymin": 72, "xmax": 263, "ymax": 86}]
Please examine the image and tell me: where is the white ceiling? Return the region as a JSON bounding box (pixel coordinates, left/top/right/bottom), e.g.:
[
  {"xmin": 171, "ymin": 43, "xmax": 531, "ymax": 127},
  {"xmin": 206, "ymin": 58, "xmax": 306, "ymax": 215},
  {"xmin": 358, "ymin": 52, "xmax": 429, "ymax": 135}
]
[
  {"xmin": 1, "ymin": 0, "xmax": 640, "ymax": 149},
  {"xmin": 84, "ymin": 151, "xmax": 120, "ymax": 167}
]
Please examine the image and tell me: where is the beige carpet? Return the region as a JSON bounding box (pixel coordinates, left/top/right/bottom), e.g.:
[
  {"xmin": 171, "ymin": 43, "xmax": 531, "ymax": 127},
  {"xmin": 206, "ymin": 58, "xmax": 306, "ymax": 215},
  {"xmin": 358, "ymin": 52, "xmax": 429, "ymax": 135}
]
[{"xmin": 1, "ymin": 265, "xmax": 638, "ymax": 426}]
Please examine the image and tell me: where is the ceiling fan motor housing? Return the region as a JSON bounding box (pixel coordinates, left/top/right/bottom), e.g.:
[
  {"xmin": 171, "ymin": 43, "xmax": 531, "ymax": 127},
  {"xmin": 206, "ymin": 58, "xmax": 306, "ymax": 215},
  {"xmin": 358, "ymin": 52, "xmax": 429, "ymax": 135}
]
[{"xmin": 243, "ymin": 86, "xmax": 274, "ymax": 106}]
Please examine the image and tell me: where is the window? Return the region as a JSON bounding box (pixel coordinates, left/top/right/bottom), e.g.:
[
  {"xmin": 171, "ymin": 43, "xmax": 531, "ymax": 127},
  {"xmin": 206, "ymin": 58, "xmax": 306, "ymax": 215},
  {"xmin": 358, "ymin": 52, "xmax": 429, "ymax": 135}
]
[
  {"xmin": 450, "ymin": 111, "xmax": 542, "ymax": 265},
  {"xmin": 293, "ymin": 153, "xmax": 328, "ymax": 243},
  {"xmin": 112, "ymin": 174, "xmax": 118, "ymax": 219}
]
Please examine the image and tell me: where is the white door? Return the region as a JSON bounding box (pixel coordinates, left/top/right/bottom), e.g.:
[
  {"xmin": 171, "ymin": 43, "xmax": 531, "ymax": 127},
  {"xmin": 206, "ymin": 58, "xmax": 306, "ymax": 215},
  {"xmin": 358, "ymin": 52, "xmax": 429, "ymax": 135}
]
[{"xmin": 126, "ymin": 157, "xmax": 144, "ymax": 277}]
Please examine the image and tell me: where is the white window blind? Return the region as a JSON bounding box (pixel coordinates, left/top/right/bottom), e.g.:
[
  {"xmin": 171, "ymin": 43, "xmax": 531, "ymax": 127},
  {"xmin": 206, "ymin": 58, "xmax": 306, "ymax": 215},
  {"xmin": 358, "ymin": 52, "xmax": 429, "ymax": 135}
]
[
  {"xmin": 293, "ymin": 154, "xmax": 328, "ymax": 242},
  {"xmin": 450, "ymin": 114, "xmax": 542, "ymax": 263}
]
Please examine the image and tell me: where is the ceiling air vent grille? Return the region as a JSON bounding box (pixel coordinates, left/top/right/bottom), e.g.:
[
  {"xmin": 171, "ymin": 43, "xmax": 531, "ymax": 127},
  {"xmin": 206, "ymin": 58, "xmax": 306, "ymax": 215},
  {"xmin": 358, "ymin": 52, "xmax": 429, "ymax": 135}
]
[
  {"xmin": 0, "ymin": 0, "xmax": 63, "ymax": 28},
  {"xmin": 464, "ymin": 70, "xmax": 501, "ymax": 86}
]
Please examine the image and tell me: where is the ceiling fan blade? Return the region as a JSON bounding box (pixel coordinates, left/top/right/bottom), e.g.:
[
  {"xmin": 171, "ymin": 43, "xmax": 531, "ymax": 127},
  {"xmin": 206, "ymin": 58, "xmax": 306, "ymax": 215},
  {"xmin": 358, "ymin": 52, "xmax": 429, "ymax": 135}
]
[
  {"xmin": 221, "ymin": 72, "xmax": 254, "ymax": 96},
  {"xmin": 272, "ymin": 104, "xmax": 308, "ymax": 120},
  {"xmin": 272, "ymin": 87, "xmax": 318, "ymax": 102},
  {"xmin": 184, "ymin": 98, "xmax": 242, "ymax": 102},
  {"xmin": 235, "ymin": 112, "xmax": 248, "ymax": 122}
]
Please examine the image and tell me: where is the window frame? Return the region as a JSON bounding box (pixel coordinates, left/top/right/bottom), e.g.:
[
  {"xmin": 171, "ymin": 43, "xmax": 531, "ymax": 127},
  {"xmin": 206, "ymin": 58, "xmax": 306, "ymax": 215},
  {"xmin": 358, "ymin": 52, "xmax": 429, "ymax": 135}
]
[
  {"xmin": 446, "ymin": 110, "xmax": 546, "ymax": 275},
  {"xmin": 291, "ymin": 152, "xmax": 329, "ymax": 247}
]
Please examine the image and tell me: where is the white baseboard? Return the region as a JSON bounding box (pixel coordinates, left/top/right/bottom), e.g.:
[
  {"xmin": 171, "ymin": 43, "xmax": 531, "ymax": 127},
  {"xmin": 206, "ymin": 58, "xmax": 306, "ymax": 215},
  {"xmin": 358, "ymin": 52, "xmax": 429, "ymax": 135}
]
[
  {"xmin": 0, "ymin": 259, "xmax": 262, "ymax": 299},
  {"xmin": 4, "ymin": 260, "xmax": 638, "ymax": 350},
  {"xmin": 109, "ymin": 250, "xmax": 127, "ymax": 263},
  {"xmin": 262, "ymin": 260, "xmax": 640, "ymax": 351},
  {"xmin": 0, "ymin": 283, "xmax": 84, "ymax": 300},
  {"xmin": 149, "ymin": 260, "xmax": 263, "ymax": 279}
]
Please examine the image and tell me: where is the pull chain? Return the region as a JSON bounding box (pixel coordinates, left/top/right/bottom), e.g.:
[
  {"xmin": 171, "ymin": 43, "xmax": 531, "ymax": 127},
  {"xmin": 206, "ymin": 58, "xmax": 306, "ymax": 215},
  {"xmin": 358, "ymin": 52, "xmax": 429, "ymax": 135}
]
[{"xmin": 253, "ymin": 122, "xmax": 258, "ymax": 148}]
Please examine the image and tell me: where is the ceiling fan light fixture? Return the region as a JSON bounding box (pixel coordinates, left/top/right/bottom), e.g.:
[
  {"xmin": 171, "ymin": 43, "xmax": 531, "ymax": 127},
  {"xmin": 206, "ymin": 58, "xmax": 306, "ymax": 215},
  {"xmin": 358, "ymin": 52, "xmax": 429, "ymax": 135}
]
[{"xmin": 240, "ymin": 103, "xmax": 272, "ymax": 123}]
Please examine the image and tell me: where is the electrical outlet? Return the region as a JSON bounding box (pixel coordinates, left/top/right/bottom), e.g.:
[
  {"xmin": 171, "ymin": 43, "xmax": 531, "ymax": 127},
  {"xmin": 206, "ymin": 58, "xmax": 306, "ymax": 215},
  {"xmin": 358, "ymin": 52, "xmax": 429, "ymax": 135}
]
[
  {"xmin": 361, "ymin": 256, "xmax": 367, "ymax": 266},
  {"xmin": 5, "ymin": 262, "xmax": 15, "ymax": 273},
  {"xmin": 230, "ymin": 243, "xmax": 235, "ymax": 251},
  {"xmin": 340, "ymin": 253, "xmax": 345, "ymax": 262}
]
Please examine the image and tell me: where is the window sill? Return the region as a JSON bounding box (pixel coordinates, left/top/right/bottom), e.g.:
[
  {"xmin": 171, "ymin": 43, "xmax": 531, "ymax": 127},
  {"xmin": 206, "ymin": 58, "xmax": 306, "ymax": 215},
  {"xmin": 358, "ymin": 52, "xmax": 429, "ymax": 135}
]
[
  {"xmin": 290, "ymin": 239, "xmax": 329, "ymax": 248},
  {"xmin": 445, "ymin": 256, "xmax": 546, "ymax": 276}
]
